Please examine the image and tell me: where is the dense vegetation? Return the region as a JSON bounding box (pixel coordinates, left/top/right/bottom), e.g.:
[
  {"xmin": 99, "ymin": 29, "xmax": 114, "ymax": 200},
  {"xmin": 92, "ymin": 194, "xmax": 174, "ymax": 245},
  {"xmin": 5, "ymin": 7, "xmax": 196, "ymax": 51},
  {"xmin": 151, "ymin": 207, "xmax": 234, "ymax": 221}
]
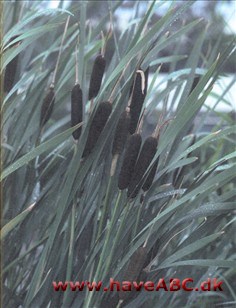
[{"xmin": 1, "ymin": 1, "xmax": 235, "ymax": 307}]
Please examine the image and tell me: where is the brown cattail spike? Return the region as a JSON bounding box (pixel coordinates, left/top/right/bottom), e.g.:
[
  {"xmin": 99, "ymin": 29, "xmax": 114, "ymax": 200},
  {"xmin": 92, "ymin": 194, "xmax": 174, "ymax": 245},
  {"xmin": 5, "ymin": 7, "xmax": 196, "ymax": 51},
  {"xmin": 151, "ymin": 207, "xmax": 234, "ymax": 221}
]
[
  {"xmin": 119, "ymin": 246, "xmax": 147, "ymax": 301},
  {"xmin": 82, "ymin": 101, "xmax": 112, "ymax": 157},
  {"xmin": 118, "ymin": 133, "xmax": 142, "ymax": 190},
  {"xmin": 127, "ymin": 136, "xmax": 157, "ymax": 198},
  {"xmin": 40, "ymin": 86, "xmax": 55, "ymax": 128},
  {"xmin": 39, "ymin": 17, "xmax": 69, "ymax": 128},
  {"xmin": 129, "ymin": 67, "xmax": 149, "ymax": 134},
  {"xmin": 142, "ymin": 158, "xmax": 159, "ymax": 192},
  {"xmin": 88, "ymin": 54, "xmax": 106, "ymax": 100},
  {"xmin": 71, "ymin": 83, "xmax": 83, "ymax": 140},
  {"xmin": 4, "ymin": 35, "xmax": 22, "ymax": 93},
  {"xmin": 112, "ymin": 108, "xmax": 130, "ymax": 156}
]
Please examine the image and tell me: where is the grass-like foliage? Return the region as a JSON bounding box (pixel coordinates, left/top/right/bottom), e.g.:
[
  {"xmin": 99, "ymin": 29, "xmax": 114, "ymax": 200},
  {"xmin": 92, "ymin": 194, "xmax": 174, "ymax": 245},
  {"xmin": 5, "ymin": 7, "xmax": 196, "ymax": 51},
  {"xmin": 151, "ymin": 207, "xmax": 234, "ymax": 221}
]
[{"xmin": 1, "ymin": 1, "xmax": 236, "ymax": 307}]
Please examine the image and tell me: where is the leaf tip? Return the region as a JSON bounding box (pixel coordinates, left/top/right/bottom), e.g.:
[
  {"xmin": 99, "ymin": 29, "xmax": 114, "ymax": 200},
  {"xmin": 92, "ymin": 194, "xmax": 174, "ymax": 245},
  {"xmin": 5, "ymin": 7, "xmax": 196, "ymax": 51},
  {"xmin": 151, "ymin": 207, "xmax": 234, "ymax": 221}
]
[{"xmin": 28, "ymin": 202, "xmax": 36, "ymax": 211}]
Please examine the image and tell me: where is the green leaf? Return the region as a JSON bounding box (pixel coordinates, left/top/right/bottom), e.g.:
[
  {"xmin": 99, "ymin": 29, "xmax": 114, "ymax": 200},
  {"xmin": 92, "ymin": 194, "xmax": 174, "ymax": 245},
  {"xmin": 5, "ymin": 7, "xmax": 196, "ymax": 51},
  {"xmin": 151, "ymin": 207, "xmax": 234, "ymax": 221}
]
[
  {"xmin": 1, "ymin": 202, "xmax": 35, "ymax": 239},
  {"xmin": 1, "ymin": 123, "xmax": 82, "ymax": 180},
  {"xmin": 158, "ymin": 259, "xmax": 236, "ymax": 269}
]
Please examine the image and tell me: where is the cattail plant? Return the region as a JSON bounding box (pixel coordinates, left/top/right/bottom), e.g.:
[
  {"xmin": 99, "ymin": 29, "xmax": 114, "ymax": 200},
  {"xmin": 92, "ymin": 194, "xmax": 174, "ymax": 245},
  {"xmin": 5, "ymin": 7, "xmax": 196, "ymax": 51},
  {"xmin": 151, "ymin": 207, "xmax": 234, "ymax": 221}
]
[
  {"xmin": 40, "ymin": 86, "xmax": 55, "ymax": 128},
  {"xmin": 127, "ymin": 135, "xmax": 158, "ymax": 198},
  {"xmin": 118, "ymin": 133, "xmax": 142, "ymax": 190},
  {"xmin": 112, "ymin": 108, "xmax": 130, "ymax": 156},
  {"xmin": 88, "ymin": 54, "xmax": 106, "ymax": 100},
  {"xmin": 142, "ymin": 156, "xmax": 159, "ymax": 192},
  {"xmin": 129, "ymin": 67, "xmax": 149, "ymax": 134},
  {"xmin": 82, "ymin": 101, "xmax": 112, "ymax": 157},
  {"xmin": 118, "ymin": 110, "xmax": 145, "ymax": 190},
  {"xmin": 110, "ymin": 108, "xmax": 130, "ymax": 176},
  {"xmin": 119, "ymin": 246, "xmax": 147, "ymax": 302},
  {"xmin": 71, "ymin": 83, "xmax": 83, "ymax": 140},
  {"xmin": 39, "ymin": 16, "xmax": 70, "ymax": 129},
  {"xmin": 84, "ymin": 58, "xmax": 130, "ymax": 159},
  {"xmin": 127, "ymin": 119, "xmax": 171, "ymax": 198},
  {"xmin": 71, "ymin": 44, "xmax": 83, "ymax": 140},
  {"xmin": 88, "ymin": 30, "xmax": 111, "ymax": 101},
  {"xmin": 4, "ymin": 35, "xmax": 21, "ymax": 93}
]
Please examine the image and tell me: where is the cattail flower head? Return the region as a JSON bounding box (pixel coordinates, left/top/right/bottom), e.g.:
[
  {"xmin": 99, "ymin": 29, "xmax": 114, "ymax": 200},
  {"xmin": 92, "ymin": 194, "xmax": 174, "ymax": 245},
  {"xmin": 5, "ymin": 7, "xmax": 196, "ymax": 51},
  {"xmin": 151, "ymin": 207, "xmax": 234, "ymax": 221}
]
[
  {"xmin": 88, "ymin": 54, "xmax": 106, "ymax": 100},
  {"xmin": 118, "ymin": 133, "xmax": 142, "ymax": 190},
  {"xmin": 71, "ymin": 83, "xmax": 83, "ymax": 140},
  {"xmin": 119, "ymin": 246, "xmax": 147, "ymax": 301},
  {"xmin": 142, "ymin": 158, "xmax": 159, "ymax": 192},
  {"xmin": 128, "ymin": 136, "xmax": 157, "ymax": 198},
  {"xmin": 112, "ymin": 108, "xmax": 130, "ymax": 156},
  {"xmin": 82, "ymin": 101, "xmax": 112, "ymax": 157},
  {"xmin": 129, "ymin": 67, "xmax": 149, "ymax": 134},
  {"xmin": 40, "ymin": 86, "xmax": 55, "ymax": 127}
]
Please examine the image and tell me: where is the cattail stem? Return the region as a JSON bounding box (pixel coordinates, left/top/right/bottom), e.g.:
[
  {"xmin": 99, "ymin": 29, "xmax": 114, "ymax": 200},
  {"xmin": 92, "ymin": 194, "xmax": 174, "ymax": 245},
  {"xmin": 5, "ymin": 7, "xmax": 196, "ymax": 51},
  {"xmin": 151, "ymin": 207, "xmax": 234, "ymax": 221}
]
[
  {"xmin": 89, "ymin": 98, "xmax": 93, "ymax": 114},
  {"xmin": 51, "ymin": 16, "xmax": 70, "ymax": 86},
  {"xmin": 75, "ymin": 42, "xmax": 79, "ymax": 84},
  {"xmin": 100, "ymin": 31, "xmax": 105, "ymax": 56},
  {"xmin": 101, "ymin": 24, "xmax": 112, "ymax": 57},
  {"xmin": 153, "ymin": 117, "xmax": 174, "ymax": 138},
  {"xmin": 110, "ymin": 154, "xmax": 119, "ymax": 177}
]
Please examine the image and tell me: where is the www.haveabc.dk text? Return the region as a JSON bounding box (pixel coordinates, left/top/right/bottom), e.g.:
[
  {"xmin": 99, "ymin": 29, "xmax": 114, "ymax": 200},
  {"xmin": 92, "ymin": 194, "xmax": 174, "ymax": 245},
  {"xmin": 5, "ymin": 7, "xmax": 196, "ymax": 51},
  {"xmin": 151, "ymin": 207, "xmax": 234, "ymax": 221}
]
[{"xmin": 53, "ymin": 278, "xmax": 223, "ymax": 292}]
